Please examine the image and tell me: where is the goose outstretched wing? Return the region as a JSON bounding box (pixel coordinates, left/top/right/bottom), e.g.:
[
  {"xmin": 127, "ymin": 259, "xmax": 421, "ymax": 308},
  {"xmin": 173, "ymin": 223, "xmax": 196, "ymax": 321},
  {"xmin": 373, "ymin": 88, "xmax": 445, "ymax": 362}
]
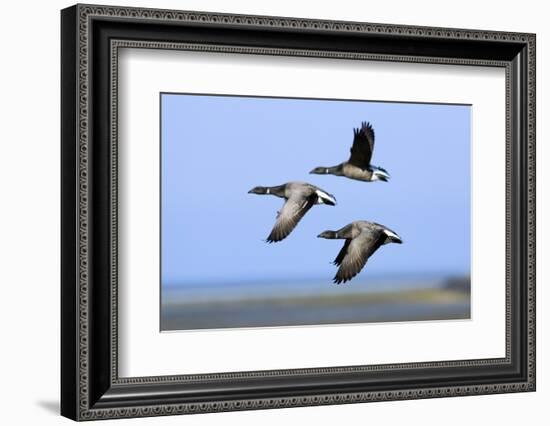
[
  {"xmin": 266, "ymin": 193, "xmax": 316, "ymax": 243},
  {"xmin": 348, "ymin": 121, "xmax": 375, "ymax": 168},
  {"xmin": 333, "ymin": 228, "xmax": 385, "ymax": 284},
  {"xmin": 333, "ymin": 239, "xmax": 351, "ymax": 267}
]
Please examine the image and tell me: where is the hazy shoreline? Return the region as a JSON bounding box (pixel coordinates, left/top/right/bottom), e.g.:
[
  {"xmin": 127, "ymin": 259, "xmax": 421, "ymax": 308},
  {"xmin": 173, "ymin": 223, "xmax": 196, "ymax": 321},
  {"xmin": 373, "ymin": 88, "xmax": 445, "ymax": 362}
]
[{"xmin": 161, "ymin": 276, "xmax": 470, "ymax": 331}]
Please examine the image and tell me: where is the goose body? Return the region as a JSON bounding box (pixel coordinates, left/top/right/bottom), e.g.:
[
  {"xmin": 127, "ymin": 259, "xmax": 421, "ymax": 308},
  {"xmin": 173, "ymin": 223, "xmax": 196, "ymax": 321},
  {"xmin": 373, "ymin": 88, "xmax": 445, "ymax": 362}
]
[
  {"xmin": 318, "ymin": 221, "xmax": 402, "ymax": 284},
  {"xmin": 248, "ymin": 181, "xmax": 337, "ymax": 243},
  {"xmin": 310, "ymin": 122, "xmax": 390, "ymax": 182}
]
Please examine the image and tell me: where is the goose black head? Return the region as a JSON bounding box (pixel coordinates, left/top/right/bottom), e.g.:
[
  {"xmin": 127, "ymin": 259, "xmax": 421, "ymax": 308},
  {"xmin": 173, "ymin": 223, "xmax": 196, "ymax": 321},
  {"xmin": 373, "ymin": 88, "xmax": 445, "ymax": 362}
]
[
  {"xmin": 310, "ymin": 165, "xmax": 344, "ymax": 176},
  {"xmin": 317, "ymin": 230, "xmax": 338, "ymax": 239},
  {"xmin": 248, "ymin": 186, "xmax": 268, "ymax": 195},
  {"xmin": 310, "ymin": 166, "xmax": 328, "ymax": 175}
]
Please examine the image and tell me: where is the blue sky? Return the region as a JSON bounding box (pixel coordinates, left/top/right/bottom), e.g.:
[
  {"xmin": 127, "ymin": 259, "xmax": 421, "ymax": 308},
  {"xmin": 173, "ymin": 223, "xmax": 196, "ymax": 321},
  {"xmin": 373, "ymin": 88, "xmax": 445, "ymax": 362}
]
[{"xmin": 161, "ymin": 93, "xmax": 471, "ymax": 286}]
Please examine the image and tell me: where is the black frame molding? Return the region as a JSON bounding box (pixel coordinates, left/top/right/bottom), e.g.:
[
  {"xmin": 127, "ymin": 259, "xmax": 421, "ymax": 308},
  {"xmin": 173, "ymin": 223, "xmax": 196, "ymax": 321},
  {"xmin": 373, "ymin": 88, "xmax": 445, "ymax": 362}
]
[{"xmin": 61, "ymin": 4, "xmax": 536, "ymax": 421}]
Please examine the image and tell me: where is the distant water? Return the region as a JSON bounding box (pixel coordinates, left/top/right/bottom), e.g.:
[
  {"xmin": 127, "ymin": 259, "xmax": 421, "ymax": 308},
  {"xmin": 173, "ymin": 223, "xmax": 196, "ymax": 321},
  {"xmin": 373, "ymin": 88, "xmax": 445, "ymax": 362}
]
[{"xmin": 161, "ymin": 275, "xmax": 470, "ymax": 331}]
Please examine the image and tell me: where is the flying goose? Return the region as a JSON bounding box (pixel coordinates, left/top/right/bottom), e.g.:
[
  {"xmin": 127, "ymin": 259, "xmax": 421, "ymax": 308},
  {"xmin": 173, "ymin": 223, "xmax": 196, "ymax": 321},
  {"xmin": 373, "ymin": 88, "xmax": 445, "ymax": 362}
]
[
  {"xmin": 310, "ymin": 121, "xmax": 390, "ymax": 182},
  {"xmin": 248, "ymin": 182, "xmax": 337, "ymax": 243},
  {"xmin": 318, "ymin": 220, "xmax": 402, "ymax": 284}
]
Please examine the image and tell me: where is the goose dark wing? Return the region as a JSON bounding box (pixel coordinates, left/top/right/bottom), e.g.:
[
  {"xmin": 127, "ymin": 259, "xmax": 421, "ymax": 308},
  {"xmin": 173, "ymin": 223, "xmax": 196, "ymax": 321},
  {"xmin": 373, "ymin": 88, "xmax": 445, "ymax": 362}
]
[
  {"xmin": 333, "ymin": 229, "xmax": 385, "ymax": 284},
  {"xmin": 333, "ymin": 239, "xmax": 351, "ymax": 267},
  {"xmin": 266, "ymin": 193, "xmax": 316, "ymax": 243},
  {"xmin": 348, "ymin": 121, "xmax": 375, "ymax": 168}
]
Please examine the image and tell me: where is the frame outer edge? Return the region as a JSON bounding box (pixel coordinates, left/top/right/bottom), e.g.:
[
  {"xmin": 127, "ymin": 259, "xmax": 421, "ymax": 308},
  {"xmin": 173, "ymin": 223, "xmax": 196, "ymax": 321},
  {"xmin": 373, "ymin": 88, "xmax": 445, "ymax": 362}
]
[
  {"xmin": 66, "ymin": 4, "xmax": 536, "ymax": 421},
  {"xmin": 77, "ymin": 2, "xmax": 91, "ymax": 420},
  {"xmin": 61, "ymin": 4, "xmax": 80, "ymax": 421},
  {"xmin": 527, "ymin": 33, "xmax": 536, "ymax": 390}
]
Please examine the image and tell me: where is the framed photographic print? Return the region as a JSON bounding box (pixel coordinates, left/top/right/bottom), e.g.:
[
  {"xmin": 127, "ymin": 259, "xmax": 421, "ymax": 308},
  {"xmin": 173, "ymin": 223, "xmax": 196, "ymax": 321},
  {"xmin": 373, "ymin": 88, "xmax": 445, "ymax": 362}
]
[{"xmin": 61, "ymin": 4, "xmax": 536, "ymax": 421}]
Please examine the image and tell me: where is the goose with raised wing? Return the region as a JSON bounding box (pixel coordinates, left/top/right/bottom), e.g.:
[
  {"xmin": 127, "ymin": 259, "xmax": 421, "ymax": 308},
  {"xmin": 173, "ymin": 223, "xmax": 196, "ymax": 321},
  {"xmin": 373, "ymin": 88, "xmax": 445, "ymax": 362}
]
[
  {"xmin": 318, "ymin": 220, "xmax": 402, "ymax": 284},
  {"xmin": 248, "ymin": 182, "xmax": 337, "ymax": 243},
  {"xmin": 310, "ymin": 121, "xmax": 390, "ymax": 182}
]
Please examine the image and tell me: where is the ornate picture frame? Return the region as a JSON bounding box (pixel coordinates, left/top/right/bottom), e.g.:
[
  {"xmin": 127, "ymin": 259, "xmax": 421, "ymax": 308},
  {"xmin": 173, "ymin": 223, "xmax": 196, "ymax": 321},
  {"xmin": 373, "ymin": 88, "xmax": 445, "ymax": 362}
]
[{"xmin": 61, "ymin": 4, "xmax": 535, "ymax": 420}]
